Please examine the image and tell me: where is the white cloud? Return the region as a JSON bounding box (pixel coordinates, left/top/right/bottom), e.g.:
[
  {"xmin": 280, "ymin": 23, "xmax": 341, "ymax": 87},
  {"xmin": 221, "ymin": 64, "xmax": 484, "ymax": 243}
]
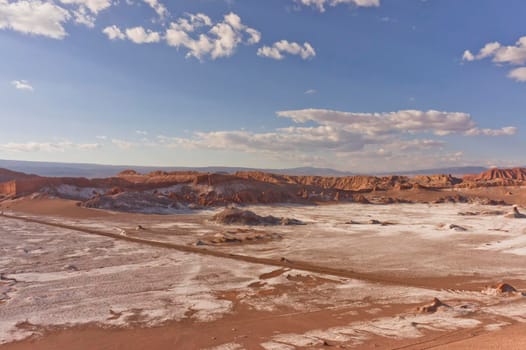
[
  {"xmin": 508, "ymin": 67, "xmax": 526, "ymax": 82},
  {"xmin": 71, "ymin": 7, "xmax": 95, "ymax": 27},
  {"xmin": 135, "ymin": 130, "xmax": 148, "ymax": 135},
  {"xmin": 462, "ymin": 42, "xmax": 501, "ymax": 62},
  {"xmin": 463, "ymin": 36, "xmax": 526, "ymax": 81},
  {"xmin": 0, "ymin": 141, "xmax": 100, "ymax": 152},
  {"xmin": 257, "ymin": 40, "xmax": 316, "ymax": 60},
  {"xmin": 125, "ymin": 26, "xmax": 160, "ymax": 43},
  {"xmin": 112, "ymin": 139, "xmax": 135, "ymax": 150},
  {"xmin": 11, "ymin": 79, "xmax": 33, "ymax": 91},
  {"xmin": 102, "ymin": 25, "xmax": 125, "ymax": 40},
  {"xmin": 59, "ymin": 0, "xmax": 112, "ymax": 27},
  {"xmin": 304, "ymin": 89, "xmax": 317, "ymax": 94},
  {"xmin": 165, "ymin": 12, "xmax": 261, "ymax": 60},
  {"xmin": 0, "ymin": 0, "xmax": 115, "ymax": 38},
  {"xmin": 464, "ymin": 126, "xmax": 518, "ymax": 136},
  {"xmin": 142, "ymin": 0, "xmax": 168, "ymax": 20},
  {"xmin": 152, "ymin": 108, "xmax": 515, "ymax": 170},
  {"xmin": 275, "ymin": 109, "xmax": 516, "ymax": 137},
  {"xmin": 157, "ymin": 127, "xmax": 368, "ymax": 154},
  {"xmin": 294, "ymin": 0, "xmax": 380, "ymax": 12},
  {"xmin": 103, "ymin": 25, "xmax": 160, "ymax": 43},
  {"xmin": 461, "ymin": 50, "xmax": 474, "ymax": 62},
  {"xmin": 0, "ymin": 0, "xmax": 71, "ymax": 39},
  {"xmin": 59, "ymin": 0, "xmax": 112, "ymax": 14}
]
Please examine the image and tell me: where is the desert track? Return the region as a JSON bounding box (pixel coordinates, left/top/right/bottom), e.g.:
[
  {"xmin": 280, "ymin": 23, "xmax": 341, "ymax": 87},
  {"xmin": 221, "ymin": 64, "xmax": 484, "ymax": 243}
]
[{"xmin": 2, "ymin": 212, "xmax": 442, "ymax": 290}]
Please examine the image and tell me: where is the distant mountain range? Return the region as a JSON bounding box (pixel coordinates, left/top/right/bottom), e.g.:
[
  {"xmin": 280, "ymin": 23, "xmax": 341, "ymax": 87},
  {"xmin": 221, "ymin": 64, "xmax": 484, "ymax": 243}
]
[{"xmin": 0, "ymin": 159, "xmax": 491, "ymax": 178}]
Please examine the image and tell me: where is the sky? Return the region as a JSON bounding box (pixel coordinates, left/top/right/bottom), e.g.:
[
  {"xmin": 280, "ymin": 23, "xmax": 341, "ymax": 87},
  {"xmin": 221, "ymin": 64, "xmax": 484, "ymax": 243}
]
[{"xmin": 0, "ymin": 0, "xmax": 525, "ymax": 172}]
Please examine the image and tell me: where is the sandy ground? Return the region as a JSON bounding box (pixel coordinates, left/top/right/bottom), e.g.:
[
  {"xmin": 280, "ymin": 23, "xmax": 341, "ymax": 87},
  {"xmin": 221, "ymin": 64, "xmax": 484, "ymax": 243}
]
[{"xmin": 1, "ymin": 198, "xmax": 526, "ymax": 349}]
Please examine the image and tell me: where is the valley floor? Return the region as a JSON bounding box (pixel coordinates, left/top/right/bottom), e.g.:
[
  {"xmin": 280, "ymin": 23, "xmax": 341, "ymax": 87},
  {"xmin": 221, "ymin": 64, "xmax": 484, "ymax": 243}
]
[{"xmin": 1, "ymin": 199, "xmax": 526, "ymax": 349}]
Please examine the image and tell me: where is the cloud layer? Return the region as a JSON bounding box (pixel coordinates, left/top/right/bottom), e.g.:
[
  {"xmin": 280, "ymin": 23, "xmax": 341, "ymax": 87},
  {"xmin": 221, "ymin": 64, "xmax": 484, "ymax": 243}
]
[
  {"xmin": 0, "ymin": 141, "xmax": 100, "ymax": 152},
  {"xmin": 149, "ymin": 109, "xmax": 516, "ymax": 168},
  {"xmin": 275, "ymin": 109, "xmax": 516, "ymax": 137}
]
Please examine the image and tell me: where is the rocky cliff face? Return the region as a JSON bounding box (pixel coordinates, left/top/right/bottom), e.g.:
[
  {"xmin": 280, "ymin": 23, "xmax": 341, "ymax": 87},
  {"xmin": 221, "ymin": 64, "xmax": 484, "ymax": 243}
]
[
  {"xmin": 1, "ymin": 167, "xmax": 525, "ymax": 211},
  {"xmin": 235, "ymin": 172, "xmax": 412, "ymax": 192},
  {"xmin": 412, "ymin": 174, "xmax": 462, "ymax": 188},
  {"xmin": 0, "ymin": 168, "xmax": 35, "ymax": 183},
  {"xmin": 463, "ymin": 168, "xmax": 526, "ymax": 182}
]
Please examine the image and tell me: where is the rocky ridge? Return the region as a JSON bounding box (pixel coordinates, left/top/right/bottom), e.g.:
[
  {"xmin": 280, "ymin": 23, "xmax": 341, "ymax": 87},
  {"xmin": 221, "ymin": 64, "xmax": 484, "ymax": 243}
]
[{"xmin": 1, "ymin": 167, "xmax": 526, "ymax": 212}]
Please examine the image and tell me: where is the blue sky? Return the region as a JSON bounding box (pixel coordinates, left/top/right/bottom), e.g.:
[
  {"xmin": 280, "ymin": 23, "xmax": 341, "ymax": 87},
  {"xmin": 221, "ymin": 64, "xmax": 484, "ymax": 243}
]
[{"xmin": 0, "ymin": 0, "xmax": 524, "ymax": 172}]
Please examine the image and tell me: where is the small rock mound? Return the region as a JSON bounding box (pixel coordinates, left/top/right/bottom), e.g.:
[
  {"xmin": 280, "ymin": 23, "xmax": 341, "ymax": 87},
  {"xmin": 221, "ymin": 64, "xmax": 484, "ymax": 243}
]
[
  {"xmin": 212, "ymin": 208, "xmax": 303, "ymax": 226},
  {"xmin": 504, "ymin": 205, "xmax": 526, "ymax": 219},
  {"xmin": 482, "ymin": 282, "xmax": 524, "ymax": 296},
  {"xmin": 449, "ymin": 224, "xmax": 468, "ymax": 232},
  {"xmin": 417, "ymin": 298, "xmax": 449, "ymax": 313},
  {"xmin": 496, "ymin": 283, "xmax": 518, "ymax": 293},
  {"xmin": 458, "ymin": 210, "xmax": 505, "ymax": 216},
  {"xmin": 345, "ymin": 219, "xmax": 395, "ymax": 226}
]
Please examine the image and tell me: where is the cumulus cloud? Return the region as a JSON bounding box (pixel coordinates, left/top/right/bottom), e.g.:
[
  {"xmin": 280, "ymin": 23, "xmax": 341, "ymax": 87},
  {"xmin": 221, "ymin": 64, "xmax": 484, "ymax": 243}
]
[
  {"xmin": 59, "ymin": 0, "xmax": 112, "ymax": 28},
  {"xmin": 0, "ymin": 141, "xmax": 100, "ymax": 152},
  {"xmin": 165, "ymin": 12, "xmax": 261, "ymax": 60},
  {"xmin": 462, "ymin": 42, "xmax": 501, "ymax": 62},
  {"xmin": 0, "ymin": 0, "xmax": 71, "ymax": 39},
  {"xmin": 142, "ymin": 0, "xmax": 168, "ymax": 20},
  {"xmin": 508, "ymin": 67, "xmax": 526, "ymax": 82},
  {"xmin": 463, "ymin": 36, "xmax": 526, "ymax": 82},
  {"xmin": 59, "ymin": 0, "xmax": 112, "ymax": 14},
  {"xmin": 257, "ymin": 40, "xmax": 316, "ymax": 60},
  {"xmin": 294, "ymin": 0, "xmax": 380, "ymax": 12},
  {"xmin": 102, "ymin": 24, "xmax": 125, "ymax": 39},
  {"xmin": 11, "ymin": 79, "xmax": 33, "ymax": 91},
  {"xmin": 305, "ymin": 89, "xmax": 317, "ymax": 94},
  {"xmin": 0, "ymin": 0, "xmax": 115, "ymax": 38},
  {"xmin": 71, "ymin": 6, "xmax": 95, "ymax": 27},
  {"xmin": 125, "ymin": 26, "xmax": 160, "ymax": 43},
  {"xmin": 103, "ymin": 25, "xmax": 160, "ymax": 43}
]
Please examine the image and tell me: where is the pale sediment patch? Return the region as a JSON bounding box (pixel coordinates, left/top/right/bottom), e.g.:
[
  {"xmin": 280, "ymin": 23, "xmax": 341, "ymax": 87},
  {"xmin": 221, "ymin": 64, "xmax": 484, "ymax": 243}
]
[{"xmin": 265, "ymin": 310, "xmax": 481, "ymax": 348}]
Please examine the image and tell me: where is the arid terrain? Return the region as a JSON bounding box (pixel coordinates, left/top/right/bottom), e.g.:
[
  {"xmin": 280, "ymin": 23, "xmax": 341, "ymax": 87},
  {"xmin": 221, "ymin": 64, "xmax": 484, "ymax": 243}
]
[{"xmin": 1, "ymin": 167, "xmax": 526, "ymax": 349}]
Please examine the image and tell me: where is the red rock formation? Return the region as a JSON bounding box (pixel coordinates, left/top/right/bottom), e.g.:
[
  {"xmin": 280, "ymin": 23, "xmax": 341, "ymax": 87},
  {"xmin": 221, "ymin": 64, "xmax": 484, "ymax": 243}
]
[
  {"xmin": 1, "ymin": 166, "xmax": 525, "ymax": 210},
  {"xmin": 0, "ymin": 181, "xmax": 16, "ymax": 196},
  {"xmin": 463, "ymin": 168, "xmax": 526, "ymax": 182},
  {"xmin": 412, "ymin": 174, "xmax": 461, "ymax": 188}
]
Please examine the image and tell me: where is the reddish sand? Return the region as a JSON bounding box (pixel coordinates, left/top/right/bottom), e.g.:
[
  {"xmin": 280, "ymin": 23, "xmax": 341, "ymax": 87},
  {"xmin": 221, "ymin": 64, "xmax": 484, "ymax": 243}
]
[{"xmin": 2, "ymin": 196, "xmax": 526, "ymax": 349}]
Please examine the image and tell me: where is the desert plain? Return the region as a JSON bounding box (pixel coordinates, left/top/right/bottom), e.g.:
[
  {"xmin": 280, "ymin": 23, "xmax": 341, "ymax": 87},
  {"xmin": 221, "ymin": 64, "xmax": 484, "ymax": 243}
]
[{"xmin": 1, "ymin": 167, "xmax": 526, "ymax": 349}]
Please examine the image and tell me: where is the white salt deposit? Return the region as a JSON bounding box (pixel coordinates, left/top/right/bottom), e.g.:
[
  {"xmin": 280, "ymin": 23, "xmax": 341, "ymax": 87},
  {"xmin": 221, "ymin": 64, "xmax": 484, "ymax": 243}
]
[
  {"xmin": 2, "ymin": 203, "xmax": 526, "ymax": 347},
  {"xmin": 260, "ymin": 342, "xmax": 295, "ymax": 350},
  {"xmin": 0, "ymin": 217, "xmax": 275, "ymax": 344},
  {"xmin": 266, "ymin": 311, "xmax": 481, "ymax": 348},
  {"xmin": 53, "ymin": 185, "xmax": 105, "ymax": 200}
]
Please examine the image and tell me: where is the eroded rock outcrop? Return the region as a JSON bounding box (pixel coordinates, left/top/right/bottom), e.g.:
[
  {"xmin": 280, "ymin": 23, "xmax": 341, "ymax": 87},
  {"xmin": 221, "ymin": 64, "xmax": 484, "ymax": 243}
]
[
  {"xmin": 504, "ymin": 205, "xmax": 526, "ymax": 219},
  {"xmin": 417, "ymin": 298, "xmax": 450, "ymax": 313},
  {"xmin": 212, "ymin": 208, "xmax": 304, "ymax": 226}
]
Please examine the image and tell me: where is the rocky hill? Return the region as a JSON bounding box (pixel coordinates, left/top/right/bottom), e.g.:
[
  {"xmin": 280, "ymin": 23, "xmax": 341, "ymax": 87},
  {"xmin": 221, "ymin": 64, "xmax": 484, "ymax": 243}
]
[
  {"xmin": 463, "ymin": 168, "xmax": 526, "ymax": 182},
  {"xmin": 1, "ymin": 167, "xmax": 525, "ymax": 212}
]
